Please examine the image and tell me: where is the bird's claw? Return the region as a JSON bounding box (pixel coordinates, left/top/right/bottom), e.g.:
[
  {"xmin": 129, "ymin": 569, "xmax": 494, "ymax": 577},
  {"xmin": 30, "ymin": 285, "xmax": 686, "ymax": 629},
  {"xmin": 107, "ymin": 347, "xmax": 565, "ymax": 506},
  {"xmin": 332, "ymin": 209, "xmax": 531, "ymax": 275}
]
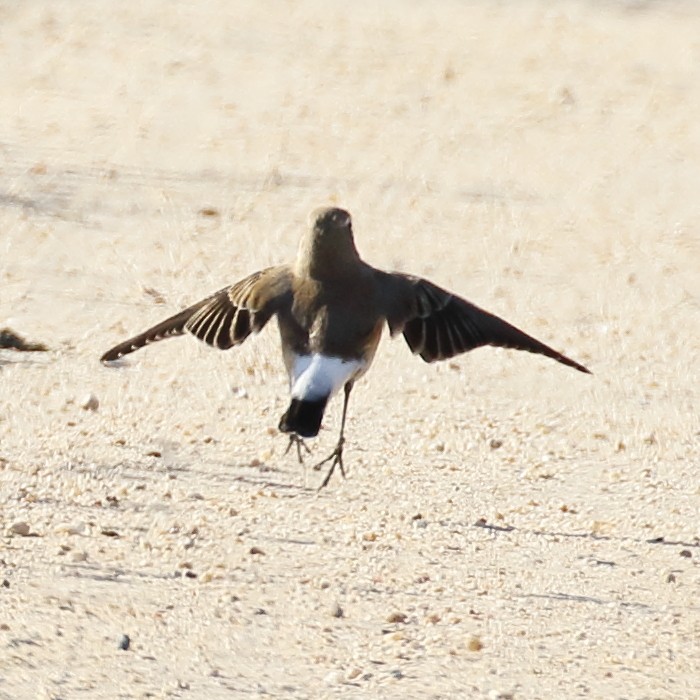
[
  {"xmin": 284, "ymin": 434, "xmax": 311, "ymax": 464},
  {"xmin": 314, "ymin": 437, "xmax": 346, "ymax": 489}
]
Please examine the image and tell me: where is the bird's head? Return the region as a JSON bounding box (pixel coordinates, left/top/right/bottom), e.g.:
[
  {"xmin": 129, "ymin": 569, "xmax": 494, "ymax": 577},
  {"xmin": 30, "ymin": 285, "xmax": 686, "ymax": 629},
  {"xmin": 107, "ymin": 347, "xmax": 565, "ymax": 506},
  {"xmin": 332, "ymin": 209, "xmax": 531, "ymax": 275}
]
[{"xmin": 297, "ymin": 206, "xmax": 360, "ymax": 278}]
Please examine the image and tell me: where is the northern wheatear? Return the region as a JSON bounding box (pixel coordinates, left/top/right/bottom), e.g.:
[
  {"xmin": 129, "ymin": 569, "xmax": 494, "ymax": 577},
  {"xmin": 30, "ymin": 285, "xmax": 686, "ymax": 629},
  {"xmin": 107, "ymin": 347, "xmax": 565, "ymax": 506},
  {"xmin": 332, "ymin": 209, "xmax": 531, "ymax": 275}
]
[{"xmin": 101, "ymin": 207, "xmax": 590, "ymax": 487}]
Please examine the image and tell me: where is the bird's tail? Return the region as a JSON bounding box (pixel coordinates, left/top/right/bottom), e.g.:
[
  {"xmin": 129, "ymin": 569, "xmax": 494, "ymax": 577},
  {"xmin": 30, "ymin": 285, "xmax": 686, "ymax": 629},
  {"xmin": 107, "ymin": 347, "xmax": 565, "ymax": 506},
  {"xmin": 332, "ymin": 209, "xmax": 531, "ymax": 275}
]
[{"xmin": 278, "ymin": 397, "xmax": 328, "ymax": 438}]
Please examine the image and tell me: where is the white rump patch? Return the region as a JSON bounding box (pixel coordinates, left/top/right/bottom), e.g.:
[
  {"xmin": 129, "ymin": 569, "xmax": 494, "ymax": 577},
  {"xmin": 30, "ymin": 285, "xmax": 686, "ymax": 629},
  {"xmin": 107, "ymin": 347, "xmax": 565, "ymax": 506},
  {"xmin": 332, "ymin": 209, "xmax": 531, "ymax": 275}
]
[{"xmin": 291, "ymin": 354, "xmax": 365, "ymax": 402}]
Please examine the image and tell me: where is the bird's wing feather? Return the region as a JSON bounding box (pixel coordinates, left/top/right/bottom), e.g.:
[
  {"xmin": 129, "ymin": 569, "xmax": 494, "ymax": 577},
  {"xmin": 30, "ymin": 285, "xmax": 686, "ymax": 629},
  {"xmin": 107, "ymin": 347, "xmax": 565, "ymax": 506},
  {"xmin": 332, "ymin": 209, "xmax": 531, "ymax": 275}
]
[
  {"xmin": 383, "ymin": 273, "xmax": 590, "ymax": 373},
  {"xmin": 101, "ymin": 266, "xmax": 293, "ymax": 363}
]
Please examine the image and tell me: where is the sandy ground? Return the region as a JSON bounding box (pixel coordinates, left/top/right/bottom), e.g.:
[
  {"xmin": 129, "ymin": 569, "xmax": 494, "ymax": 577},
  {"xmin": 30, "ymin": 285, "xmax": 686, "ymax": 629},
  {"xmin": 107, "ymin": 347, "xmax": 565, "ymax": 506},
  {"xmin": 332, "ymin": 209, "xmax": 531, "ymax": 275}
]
[{"xmin": 1, "ymin": 1, "xmax": 699, "ymax": 698}]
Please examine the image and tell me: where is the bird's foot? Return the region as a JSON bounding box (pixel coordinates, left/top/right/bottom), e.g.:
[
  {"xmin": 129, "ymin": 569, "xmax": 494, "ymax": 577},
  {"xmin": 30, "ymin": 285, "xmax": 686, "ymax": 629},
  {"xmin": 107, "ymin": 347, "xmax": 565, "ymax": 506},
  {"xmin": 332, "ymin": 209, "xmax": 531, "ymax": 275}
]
[
  {"xmin": 284, "ymin": 434, "xmax": 311, "ymax": 464},
  {"xmin": 313, "ymin": 437, "xmax": 346, "ymax": 489}
]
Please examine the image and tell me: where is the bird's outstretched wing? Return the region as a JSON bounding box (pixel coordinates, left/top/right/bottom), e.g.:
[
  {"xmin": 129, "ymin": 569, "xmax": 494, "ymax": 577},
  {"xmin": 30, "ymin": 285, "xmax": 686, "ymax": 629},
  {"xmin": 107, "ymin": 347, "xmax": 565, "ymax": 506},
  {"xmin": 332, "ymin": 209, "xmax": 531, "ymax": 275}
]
[
  {"xmin": 101, "ymin": 266, "xmax": 292, "ymax": 363},
  {"xmin": 383, "ymin": 274, "xmax": 590, "ymax": 373}
]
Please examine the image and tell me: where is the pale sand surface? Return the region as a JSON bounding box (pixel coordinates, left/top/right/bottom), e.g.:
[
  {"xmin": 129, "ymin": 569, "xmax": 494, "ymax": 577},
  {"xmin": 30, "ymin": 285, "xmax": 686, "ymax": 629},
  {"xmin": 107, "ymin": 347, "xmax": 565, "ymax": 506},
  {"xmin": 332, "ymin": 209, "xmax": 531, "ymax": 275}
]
[{"xmin": 1, "ymin": 1, "xmax": 699, "ymax": 698}]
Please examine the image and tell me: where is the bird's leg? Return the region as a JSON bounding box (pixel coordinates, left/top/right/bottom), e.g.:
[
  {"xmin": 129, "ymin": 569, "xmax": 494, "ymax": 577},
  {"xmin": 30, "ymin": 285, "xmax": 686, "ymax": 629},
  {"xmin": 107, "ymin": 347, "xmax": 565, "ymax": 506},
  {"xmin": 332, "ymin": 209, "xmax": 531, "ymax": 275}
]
[
  {"xmin": 284, "ymin": 434, "xmax": 311, "ymax": 464},
  {"xmin": 314, "ymin": 382, "xmax": 353, "ymax": 489}
]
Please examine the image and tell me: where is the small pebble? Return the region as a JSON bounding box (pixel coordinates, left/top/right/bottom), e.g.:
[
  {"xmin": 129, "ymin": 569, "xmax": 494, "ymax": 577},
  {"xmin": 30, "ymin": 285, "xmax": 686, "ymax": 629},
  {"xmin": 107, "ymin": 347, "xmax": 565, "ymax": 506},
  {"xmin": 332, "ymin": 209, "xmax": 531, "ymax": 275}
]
[
  {"xmin": 142, "ymin": 286, "xmax": 166, "ymax": 304},
  {"xmin": 330, "ymin": 602, "xmax": 344, "ymax": 618},
  {"xmin": 386, "ymin": 612, "xmax": 407, "ymax": 624},
  {"xmin": 54, "ymin": 521, "xmax": 90, "ymax": 535},
  {"xmin": 118, "ymin": 634, "xmax": 130, "ymax": 651},
  {"xmin": 680, "ymin": 549, "xmax": 692, "ymax": 558},
  {"xmin": 80, "ymin": 393, "xmax": 99, "ymax": 411},
  {"xmin": 9, "ymin": 522, "xmax": 31, "ymax": 537},
  {"xmin": 468, "ymin": 636, "xmax": 484, "ymax": 652},
  {"xmin": 324, "ymin": 670, "xmax": 343, "ymax": 685}
]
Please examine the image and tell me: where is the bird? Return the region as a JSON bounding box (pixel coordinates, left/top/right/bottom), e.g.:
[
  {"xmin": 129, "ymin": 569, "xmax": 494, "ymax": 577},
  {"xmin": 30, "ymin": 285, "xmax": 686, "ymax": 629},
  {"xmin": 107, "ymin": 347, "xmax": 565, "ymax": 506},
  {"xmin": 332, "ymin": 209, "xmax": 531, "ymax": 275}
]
[{"xmin": 101, "ymin": 206, "xmax": 590, "ymax": 487}]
